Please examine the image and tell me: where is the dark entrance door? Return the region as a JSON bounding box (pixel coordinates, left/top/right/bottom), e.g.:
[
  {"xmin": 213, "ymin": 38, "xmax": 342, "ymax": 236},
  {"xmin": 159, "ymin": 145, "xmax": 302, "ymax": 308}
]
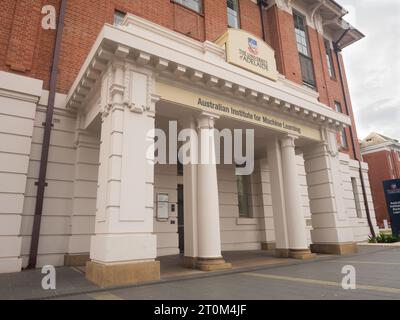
[{"xmin": 177, "ymin": 184, "xmax": 184, "ymax": 254}]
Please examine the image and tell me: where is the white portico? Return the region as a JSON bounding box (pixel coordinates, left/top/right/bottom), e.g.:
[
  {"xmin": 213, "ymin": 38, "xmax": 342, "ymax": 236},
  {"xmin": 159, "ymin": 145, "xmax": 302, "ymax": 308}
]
[{"xmin": 63, "ymin": 14, "xmax": 374, "ymax": 287}]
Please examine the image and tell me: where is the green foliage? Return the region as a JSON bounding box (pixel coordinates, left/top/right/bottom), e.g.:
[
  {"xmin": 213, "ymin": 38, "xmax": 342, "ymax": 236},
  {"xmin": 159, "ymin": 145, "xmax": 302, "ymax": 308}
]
[{"xmin": 368, "ymin": 232, "xmax": 399, "ymax": 243}]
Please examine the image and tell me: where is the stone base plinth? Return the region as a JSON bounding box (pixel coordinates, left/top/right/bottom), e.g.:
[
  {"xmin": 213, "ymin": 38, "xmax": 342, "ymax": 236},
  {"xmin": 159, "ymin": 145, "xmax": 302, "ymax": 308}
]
[
  {"xmin": 311, "ymin": 243, "xmax": 358, "ymax": 255},
  {"xmin": 275, "ymin": 248, "xmax": 290, "ymax": 258},
  {"xmin": 185, "ymin": 257, "xmax": 232, "ymax": 272},
  {"xmin": 196, "ymin": 258, "xmax": 232, "ymax": 271},
  {"xmin": 261, "ymin": 242, "xmax": 276, "ymax": 251},
  {"xmin": 64, "ymin": 254, "xmax": 90, "ymax": 267},
  {"xmin": 289, "ymin": 249, "xmax": 316, "ymax": 260},
  {"xmin": 86, "ymin": 260, "xmax": 160, "ymax": 288}
]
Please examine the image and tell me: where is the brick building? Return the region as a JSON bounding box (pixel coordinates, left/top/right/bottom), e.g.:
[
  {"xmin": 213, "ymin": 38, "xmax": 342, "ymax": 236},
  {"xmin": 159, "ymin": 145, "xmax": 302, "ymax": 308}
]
[
  {"xmin": 0, "ymin": 0, "xmax": 378, "ymax": 287},
  {"xmin": 361, "ymin": 132, "xmax": 400, "ymax": 228}
]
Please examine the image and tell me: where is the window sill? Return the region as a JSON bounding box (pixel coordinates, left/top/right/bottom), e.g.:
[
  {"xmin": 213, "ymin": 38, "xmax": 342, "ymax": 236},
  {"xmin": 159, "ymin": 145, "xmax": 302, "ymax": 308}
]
[{"xmin": 236, "ymin": 218, "xmax": 258, "ymax": 225}]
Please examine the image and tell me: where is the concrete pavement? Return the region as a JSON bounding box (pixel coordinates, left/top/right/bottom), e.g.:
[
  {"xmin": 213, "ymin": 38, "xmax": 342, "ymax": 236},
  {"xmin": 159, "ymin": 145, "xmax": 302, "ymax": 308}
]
[
  {"xmin": 54, "ymin": 246, "xmax": 400, "ymax": 300},
  {"xmin": 1, "ymin": 246, "xmax": 399, "ymax": 300}
]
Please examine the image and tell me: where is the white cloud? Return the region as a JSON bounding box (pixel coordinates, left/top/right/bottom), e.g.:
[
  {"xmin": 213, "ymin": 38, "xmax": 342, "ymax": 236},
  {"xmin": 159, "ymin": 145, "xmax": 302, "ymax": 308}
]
[{"xmin": 340, "ymin": 0, "xmax": 400, "ymax": 140}]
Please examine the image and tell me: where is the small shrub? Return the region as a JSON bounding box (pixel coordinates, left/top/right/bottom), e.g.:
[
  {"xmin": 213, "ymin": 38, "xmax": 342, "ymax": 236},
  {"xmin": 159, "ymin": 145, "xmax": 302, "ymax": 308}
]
[{"xmin": 368, "ymin": 232, "xmax": 399, "ymax": 243}]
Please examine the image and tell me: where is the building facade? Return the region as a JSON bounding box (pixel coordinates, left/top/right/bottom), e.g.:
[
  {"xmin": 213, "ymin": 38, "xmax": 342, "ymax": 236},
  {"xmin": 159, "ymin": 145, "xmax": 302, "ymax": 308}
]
[
  {"xmin": 361, "ymin": 132, "xmax": 400, "ymax": 228},
  {"xmin": 0, "ymin": 0, "xmax": 378, "ymax": 287}
]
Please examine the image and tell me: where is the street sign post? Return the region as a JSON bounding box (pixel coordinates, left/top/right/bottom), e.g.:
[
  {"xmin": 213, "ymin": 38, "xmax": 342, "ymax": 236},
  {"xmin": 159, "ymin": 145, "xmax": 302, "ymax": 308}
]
[{"xmin": 383, "ymin": 179, "xmax": 400, "ymax": 238}]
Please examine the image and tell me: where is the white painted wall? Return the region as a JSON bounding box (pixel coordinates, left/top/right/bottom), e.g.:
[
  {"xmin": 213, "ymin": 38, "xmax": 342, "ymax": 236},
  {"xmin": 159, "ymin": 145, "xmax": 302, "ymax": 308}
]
[
  {"xmin": 154, "ymin": 164, "xmax": 179, "ymax": 257},
  {"xmin": 20, "ymin": 91, "xmax": 78, "ymax": 268},
  {"xmin": 218, "ymin": 163, "xmax": 262, "ymax": 251},
  {"xmin": 339, "ymin": 153, "xmax": 378, "ymax": 242},
  {"xmin": 0, "ymin": 72, "xmax": 43, "ymax": 273}
]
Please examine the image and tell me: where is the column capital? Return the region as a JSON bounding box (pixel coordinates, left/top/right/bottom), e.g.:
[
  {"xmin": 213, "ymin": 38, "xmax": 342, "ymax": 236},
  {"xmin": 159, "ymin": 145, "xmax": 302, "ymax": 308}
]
[
  {"xmin": 280, "ymin": 134, "xmax": 298, "ymax": 149},
  {"xmin": 197, "ymin": 112, "xmax": 220, "ymax": 130}
]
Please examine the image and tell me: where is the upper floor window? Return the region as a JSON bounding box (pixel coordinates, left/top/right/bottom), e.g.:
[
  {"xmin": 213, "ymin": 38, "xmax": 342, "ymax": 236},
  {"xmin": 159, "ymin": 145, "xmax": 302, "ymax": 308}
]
[
  {"xmin": 227, "ymin": 0, "xmax": 240, "ymax": 28},
  {"xmin": 324, "ymin": 39, "xmax": 336, "ymax": 79},
  {"xmin": 174, "ymin": 0, "xmax": 203, "ymax": 14},
  {"xmin": 339, "ymin": 128, "xmax": 348, "ymax": 149},
  {"xmin": 114, "ymin": 10, "xmax": 126, "ymax": 26},
  {"xmin": 335, "ymin": 101, "xmax": 343, "ymax": 113},
  {"xmin": 236, "ymin": 174, "xmax": 252, "ymax": 218},
  {"xmin": 293, "ymin": 11, "xmax": 316, "ymax": 88}
]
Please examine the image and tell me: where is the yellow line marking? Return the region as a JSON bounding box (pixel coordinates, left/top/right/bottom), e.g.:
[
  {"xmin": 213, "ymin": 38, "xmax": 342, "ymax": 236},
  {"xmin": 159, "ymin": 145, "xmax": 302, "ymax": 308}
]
[
  {"xmin": 324, "ymin": 260, "xmax": 400, "ymax": 266},
  {"xmin": 243, "ymin": 273, "xmax": 400, "ymax": 294},
  {"xmin": 88, "ymin": 292, "xmax": 124, "ymax": 300}
]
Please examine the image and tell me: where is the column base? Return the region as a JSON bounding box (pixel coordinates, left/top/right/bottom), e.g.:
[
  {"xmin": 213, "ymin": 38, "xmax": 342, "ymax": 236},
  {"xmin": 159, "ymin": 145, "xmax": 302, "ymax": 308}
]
[
  {"xmin": 276, "ymin": 248, "xmax": 317, "ymax": 260},
  {"xmin": 261, "ymin": 242, "xmax": 276, "ymax": 251},
  {"xmin": 86, "ymin": 260, "xmax": 160, "ymax": 288},
  {"xmin": 64, "ymin": 254, "xmax": 90, "ymax": 267},
  {"xmin": 191, "ymin": 257, "xmax": 232, "ymax": 272},
  {"xmin": 275, "ymin": 249, "xmax": 290, "ymax": 258},
  {"xmin": 310, "ymin": 243, "xmax": 358, "ymax": 255},
  {"xmin": 288, "ymin": 249, "xmax": 317, "ymax": 260}
]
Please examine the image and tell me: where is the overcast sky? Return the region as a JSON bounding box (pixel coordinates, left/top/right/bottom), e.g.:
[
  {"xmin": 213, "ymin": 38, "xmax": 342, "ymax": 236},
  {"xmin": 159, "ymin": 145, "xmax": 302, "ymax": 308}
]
[{"xmin": 340, "ymin": 0, "xmax": 400, "ymax": 140}]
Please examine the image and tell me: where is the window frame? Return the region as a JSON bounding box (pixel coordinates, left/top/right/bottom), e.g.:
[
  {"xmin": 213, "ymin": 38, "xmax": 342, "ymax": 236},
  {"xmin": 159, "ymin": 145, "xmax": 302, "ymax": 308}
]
[
  {"xmin": 334, "ymin": 101, "xmax": 343, "ymax": 113},
  {"xmin": 114, "ymin": 10, "xmax": 126, "ymax": 26},
  {"xmin": 227, "ymin": 0, "xmax": 241, "ymax": 29},
  {"xmin": 236, "ymin": 174, "xmax": 252, "ymax": 219},
  {"xmin": 172, "ymin": 0, "xmax": 203, "ymax": 15},
  {"xmin": 339, "ymin": 127, "xmax": 349, "ymax": 149},
  {"xmin": 324, "ymin": 39, "xmax": 336, "ymax": 79},
  {"xmin": 292, "ymin": 10, "xmax": 316, "ymax": 88}
]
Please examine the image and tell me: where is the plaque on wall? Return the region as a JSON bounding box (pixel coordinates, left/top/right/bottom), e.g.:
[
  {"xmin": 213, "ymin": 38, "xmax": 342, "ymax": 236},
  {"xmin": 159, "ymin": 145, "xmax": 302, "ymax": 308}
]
[{"xmin": 157, "ymin": 193, "xmax": 169, "ymax": 221}]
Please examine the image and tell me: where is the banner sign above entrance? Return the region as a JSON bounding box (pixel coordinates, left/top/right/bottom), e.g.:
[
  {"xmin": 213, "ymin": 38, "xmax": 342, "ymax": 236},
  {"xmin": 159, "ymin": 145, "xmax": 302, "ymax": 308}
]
[
  {"xmin": 156, "ymin": 82, "xmax": 321, "ymax": 141},
  {"xmin": 216, "ymin": 29, "xmax": 278, "ymax": 82}
]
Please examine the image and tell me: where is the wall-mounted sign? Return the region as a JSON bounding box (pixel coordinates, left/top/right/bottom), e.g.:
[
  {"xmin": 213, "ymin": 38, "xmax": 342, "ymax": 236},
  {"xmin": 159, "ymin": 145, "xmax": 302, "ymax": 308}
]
[
  {"xmin": 383, "ymin": 179, "xmax": 400, "ymax": 237},
  {"xmin": 215, "ymin": 29, "xmax": 278, "ymax": 82},
  {"xmin": 157, "ymin": 193, "xmax": 169, "ymax": 221},
  {"xmin": 155, "ymin": 82, "xmax": 321, "ymax": 141}
]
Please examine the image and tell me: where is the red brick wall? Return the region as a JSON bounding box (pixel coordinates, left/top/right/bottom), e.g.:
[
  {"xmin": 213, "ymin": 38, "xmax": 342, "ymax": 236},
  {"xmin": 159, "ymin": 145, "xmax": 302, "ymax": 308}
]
[
  {"xmin": 363, "ymin": 150, "xmax": 398, "ymax": 227},
  {"xmin": 238, "ymin": 0, "xmax": 263, "ymax": 39},
  {"xmin": 0, "ymin": 1, "xmax": 362, "ymax": 160},
  {"xmin": 266, "ymin": 6, "xmax": 303, "ymax": 84}
]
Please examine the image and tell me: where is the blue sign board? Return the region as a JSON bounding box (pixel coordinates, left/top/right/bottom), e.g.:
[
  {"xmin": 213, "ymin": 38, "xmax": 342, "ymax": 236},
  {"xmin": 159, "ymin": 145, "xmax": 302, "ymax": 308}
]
[{"xmin": 383, "ymin": 179, "xmax": 400, "ymax": 237}]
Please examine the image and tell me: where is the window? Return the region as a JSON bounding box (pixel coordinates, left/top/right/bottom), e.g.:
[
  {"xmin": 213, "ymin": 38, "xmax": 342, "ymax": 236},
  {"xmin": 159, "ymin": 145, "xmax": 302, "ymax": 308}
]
[
  {"xmin": 114, "ymin": 10, "xmax": 126, "ymax": 26},
  {"xmin": 339, "ymin": 128, "xmax": 348, "ymax": 149},
  {"xmin": 174, "ymin": 0, "xmax": 203, "ymax": 14},
  {"xmin": 335, "ymin": 101, "xmax": 343, "ymax": 113},
  {"xmin": 236, "ymin": 174, "xmax": 252, "ymax": 218},
  {"xmin": 351, "ymin": 177, "xmax": 362, "ymax": 218},
  {"xmin": 293, "ymin": 11, "xmax": 316, "ymax": 88},
  {"xmin": 177, "ymin": 158, "xmax": 183, "ymax": 176},
  {"xmin": 324, "ymin": 39, "xmax": 336, "ymax": 78},
  {"xmin": 227, "ymin": 0, "xmax": 240, "ymax": 28}
]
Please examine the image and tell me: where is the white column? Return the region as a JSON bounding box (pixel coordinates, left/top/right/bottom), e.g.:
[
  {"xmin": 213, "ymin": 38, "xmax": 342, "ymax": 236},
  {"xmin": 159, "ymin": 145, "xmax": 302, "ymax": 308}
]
[
  {"xmin": 182, "ymin": 118, "xmax": 199, "ymax": 268},
  {"xmin": 195, "ymin": 113, "xmax": 231, "ymax": 271},
  {"xmin": 280, "ymin": 135, "xmax": 313, "ymax": 258},
  {"xmin": 303, "ymin": 128, "xmax": 357, "ymax": 255},
  {"xmin": 266, "ymin": 138, "xmax": 289, "ymax": 255},
  {"xmin": 86, "ymin": 59, "xmax": 160, "ymax": 287}
]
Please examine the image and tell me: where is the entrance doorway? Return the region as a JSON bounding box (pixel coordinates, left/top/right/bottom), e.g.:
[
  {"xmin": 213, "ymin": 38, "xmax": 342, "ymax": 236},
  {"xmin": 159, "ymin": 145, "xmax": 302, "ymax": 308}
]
[{"xmin": 177, "ymin": 184, "xmax": 184, "ymax": 253}]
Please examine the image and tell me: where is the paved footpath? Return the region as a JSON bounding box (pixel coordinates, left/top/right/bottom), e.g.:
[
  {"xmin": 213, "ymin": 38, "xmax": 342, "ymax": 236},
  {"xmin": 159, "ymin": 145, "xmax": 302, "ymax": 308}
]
[
  {"xmin": 56, "ymin": 246, "xmax": 400, "ymax": 300},
  {"xmin": 1, "ymin": 246, "xmax": 399, "ymax": 300}
]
